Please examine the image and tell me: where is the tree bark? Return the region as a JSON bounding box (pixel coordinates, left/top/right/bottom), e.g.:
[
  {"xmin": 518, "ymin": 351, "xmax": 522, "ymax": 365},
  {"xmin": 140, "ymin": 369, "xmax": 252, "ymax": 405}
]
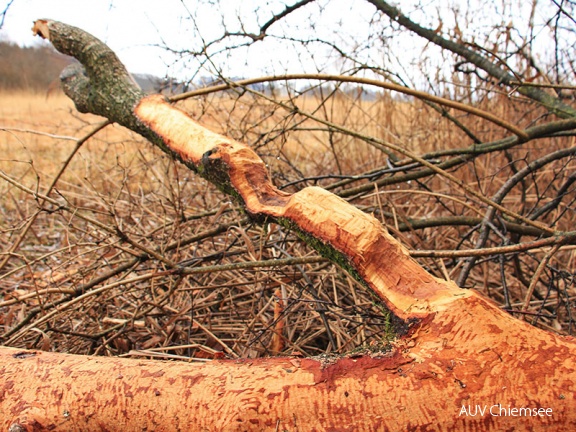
[{"xmin": 1, "ymin": 19, "xmax": 574, "ymax": 431}]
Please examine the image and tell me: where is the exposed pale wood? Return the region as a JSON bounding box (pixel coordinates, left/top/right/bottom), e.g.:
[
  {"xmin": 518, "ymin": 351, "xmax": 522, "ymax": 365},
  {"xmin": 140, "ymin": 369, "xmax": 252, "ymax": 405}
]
[
  {"xmin": 2, "ymin": 295, "xmax": 575, "ymax": 430},
  {"xmin": 1, "ymin": 19, "xmax": 574, "ymax": 431},
  {"xmin": 135, "ymin": 94, "xmax": 470, "ymax": 321}
]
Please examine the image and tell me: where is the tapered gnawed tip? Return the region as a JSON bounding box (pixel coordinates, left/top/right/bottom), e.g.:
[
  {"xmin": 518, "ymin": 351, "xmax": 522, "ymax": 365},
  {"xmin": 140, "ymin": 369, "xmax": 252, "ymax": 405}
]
[{"xmin": 32, "ymin": 19, "xmax": 50, "ymax": 39}]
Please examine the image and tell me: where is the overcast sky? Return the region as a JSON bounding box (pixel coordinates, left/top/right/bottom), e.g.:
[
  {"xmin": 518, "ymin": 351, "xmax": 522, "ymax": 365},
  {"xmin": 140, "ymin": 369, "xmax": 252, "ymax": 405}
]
[
  {"xmin": 1, "ymin": 0, "xmax": 380, "ymax": 80},
  {"xmin": 1, "ymin": 0, "xmax": 199, "ymax": 76},
  {"xmin": 1, "ymin": 0, "xmax": 565, "ymax": 87}
]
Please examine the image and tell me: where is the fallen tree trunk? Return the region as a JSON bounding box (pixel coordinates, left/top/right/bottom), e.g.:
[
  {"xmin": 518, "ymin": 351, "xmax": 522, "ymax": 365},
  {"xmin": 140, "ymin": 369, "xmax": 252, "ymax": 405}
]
[{"xmin": 0, "ymin": 19, "xmax": 574, "ymax": 431}]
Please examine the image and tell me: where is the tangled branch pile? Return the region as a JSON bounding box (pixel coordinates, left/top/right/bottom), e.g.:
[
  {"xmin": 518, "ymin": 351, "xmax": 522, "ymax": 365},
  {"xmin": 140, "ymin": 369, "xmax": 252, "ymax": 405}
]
[{"xmin": 1, "ymin": 0, "xmax": 575, "ymax": 360}]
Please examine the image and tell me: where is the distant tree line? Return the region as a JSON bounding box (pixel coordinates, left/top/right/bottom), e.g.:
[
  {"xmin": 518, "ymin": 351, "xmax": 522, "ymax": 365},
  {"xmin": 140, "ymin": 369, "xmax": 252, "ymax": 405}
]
[
  {"xmin": 0, "ymin": 40, "xmax": 71, "ymax": 91},
  {"xmin": 0, "ymin": 41, "xmax": 167, "ymax": 94},
  {"xmin": 0, "ymin": 41, "xmax": 384, "ymax": 100}
]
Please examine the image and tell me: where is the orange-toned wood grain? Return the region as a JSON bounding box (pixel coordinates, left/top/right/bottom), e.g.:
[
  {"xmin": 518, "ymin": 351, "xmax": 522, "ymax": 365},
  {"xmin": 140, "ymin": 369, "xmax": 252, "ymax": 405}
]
[
  {"xmin": 135, "ymin": 95, "xmax": 471, "ymax": 321},
  {"xmin": 4, "ymin": 21, "xmax": 575, "ymax": 430},
  {"xmin": 2, "ymin": 90, "xmax": 574, "ymax": 432},
  {"xmin": 2, "ymin": 292, "xmax": 575, "ymax": 431}
]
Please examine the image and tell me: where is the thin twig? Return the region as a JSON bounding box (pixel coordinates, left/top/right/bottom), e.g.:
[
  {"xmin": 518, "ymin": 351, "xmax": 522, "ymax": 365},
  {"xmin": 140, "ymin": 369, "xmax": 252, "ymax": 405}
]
[
  {"xmin": 0, "ymin": 120, "xmax": 111, "ymax": 272},
  {"xmin": 521, "ymin": 244, "xmax": 561, "ymax": 316},
  {"xmin": 170, "ymin": 74, "xmax": 529, "ymax": 140},
  {"xmin": 412, "ymin": 233, "xmax": 575, "ymax": 258}
]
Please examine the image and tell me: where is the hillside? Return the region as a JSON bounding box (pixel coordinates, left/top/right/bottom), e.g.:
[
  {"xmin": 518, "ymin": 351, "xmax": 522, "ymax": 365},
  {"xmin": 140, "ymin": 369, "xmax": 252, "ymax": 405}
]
[
  {"xmin": 0, "ymin": 40, "xmax": 163, "ymax": 93},
  {"xmin": 0, "ymin": 40, "xmax": 72, "ymax": 91}
]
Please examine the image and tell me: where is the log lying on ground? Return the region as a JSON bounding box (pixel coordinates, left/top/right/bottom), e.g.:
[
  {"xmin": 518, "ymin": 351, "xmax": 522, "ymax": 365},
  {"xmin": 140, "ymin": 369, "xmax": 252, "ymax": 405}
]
[{"xmin": 0, "ymin": 19, "xmax": 574, "ymax": 431}]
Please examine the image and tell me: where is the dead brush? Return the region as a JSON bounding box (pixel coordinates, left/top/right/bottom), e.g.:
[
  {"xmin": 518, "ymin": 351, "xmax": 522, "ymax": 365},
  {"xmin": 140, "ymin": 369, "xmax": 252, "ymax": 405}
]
[{"xmin": 1, "ymin": 79, "xmax": 575, "ymax": 360}]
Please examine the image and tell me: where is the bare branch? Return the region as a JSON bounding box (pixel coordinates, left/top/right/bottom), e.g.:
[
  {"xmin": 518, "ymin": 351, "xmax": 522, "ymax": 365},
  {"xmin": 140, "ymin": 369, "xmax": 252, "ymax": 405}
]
[
  {"xmin": 225, "ymin": 0, "xmax": 317, "ymax": 41},
  {"xmin": 365, "ymin": 0, "xmax": 576, "ymax": 118},
  {"xmin": 0, "ymin": 0, "xmax": 14, "ymax": 29}
]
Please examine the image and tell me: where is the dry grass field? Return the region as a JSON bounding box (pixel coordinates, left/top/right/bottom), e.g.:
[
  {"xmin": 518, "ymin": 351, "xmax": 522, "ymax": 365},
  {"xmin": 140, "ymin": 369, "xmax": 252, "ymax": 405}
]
[{"xmin": 1, "ymin": 87, "xmax": 575, "ymax": 359}]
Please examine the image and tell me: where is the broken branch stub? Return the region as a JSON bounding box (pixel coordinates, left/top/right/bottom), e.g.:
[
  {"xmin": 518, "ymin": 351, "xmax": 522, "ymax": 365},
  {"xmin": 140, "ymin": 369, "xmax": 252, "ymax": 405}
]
[{"xmin": 1, "ymin": 19, "xmax": 573, "ymax": 431}]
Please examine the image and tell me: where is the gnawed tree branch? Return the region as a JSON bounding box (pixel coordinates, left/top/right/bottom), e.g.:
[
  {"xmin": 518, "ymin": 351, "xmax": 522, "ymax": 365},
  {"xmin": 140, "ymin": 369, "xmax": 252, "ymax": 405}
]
[{"xmin": 1, "ymin": 19, "xmax": 574, "ymax": 431}]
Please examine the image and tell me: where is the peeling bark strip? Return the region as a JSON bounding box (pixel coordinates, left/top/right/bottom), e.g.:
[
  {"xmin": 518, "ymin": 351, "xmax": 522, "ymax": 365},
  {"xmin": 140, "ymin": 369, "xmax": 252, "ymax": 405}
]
[{"xmin": 1, "ymin": 19, "xmax": 574, "ymax": 431}]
